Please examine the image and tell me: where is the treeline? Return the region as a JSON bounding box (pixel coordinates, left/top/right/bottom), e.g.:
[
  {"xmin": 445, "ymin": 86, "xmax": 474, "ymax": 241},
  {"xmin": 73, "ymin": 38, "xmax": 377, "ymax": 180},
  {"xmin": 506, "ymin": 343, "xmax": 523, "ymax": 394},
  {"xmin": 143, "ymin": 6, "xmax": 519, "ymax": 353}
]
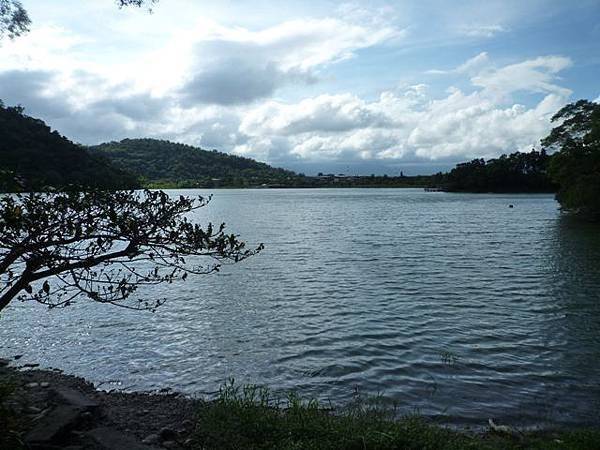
[
  {"xmin": 0, "ymin": 102, "xmax": 139, "ymax": 192},
  {"xmin": 437, "ymin": 149, "xmax": 556, "ymax": 193}
]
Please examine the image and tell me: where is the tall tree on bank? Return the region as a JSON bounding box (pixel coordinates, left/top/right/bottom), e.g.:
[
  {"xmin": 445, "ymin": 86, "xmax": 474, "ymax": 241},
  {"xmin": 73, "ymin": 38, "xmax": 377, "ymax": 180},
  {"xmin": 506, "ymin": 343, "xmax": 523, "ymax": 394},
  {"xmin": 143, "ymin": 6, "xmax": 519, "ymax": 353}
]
[
  {"xmin": 0, "ymin": 190, "xmax": 263, "ymax": 313},
  {"xmin": 543, "ymin": 99, "xmax": 600, "ymax": 219}
]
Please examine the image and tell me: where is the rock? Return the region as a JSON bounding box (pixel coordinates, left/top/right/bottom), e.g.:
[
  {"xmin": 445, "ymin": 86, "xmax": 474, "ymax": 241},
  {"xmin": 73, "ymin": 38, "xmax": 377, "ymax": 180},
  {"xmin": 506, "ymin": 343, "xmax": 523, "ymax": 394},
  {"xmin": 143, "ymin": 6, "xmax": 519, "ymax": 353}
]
[
  {"xmin": 40, "ymin": 382, "xmax": 50, "ymax": 388},
  {"xmin": 0, "ymin": 358, "xmax": 10, "ymax": 366},
  {"xmin": 25, "ymin": 405, "xmax": 83, "ymax": 446},
  {"xmin": 23, "ymin": 363, "xmax": 40, "ymax": 368},
  {"xmin": 142, "ymin": 434, "xmax": 160, "ymax": 445},
  {"xmin": 87, "ymin": 427, "xmax": 156, "ymax": 450},
  {"xmin": 159, "ymin": 427, "xmax": 177, "ymax": 441},
  {"xmin": 181, "ymin": 419, "xmax": 193, "ymax": 429},
  {"xmin": 53, "ymin": 386, "xmax": 99, "ymax": 412},
  {"xmin": 26, "ymin": 382, "xmax": 40, "ymax": 388},
  {"xmin": 162, "ymin": 441, "xmax": 177, "ymax": 449}
]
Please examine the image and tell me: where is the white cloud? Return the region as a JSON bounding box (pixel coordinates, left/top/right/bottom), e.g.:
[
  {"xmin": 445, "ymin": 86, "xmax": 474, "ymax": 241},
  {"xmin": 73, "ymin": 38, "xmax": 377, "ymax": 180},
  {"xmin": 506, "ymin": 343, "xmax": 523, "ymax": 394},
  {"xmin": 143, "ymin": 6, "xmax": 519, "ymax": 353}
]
[
  {"xmin": 426, "ymin": 52, "xmax": 490, "ymax": 75},
  {"xmin": 472, "ymin": 56, "xmax": 573, "ymax": 98},
  {"xmin": 233, "ymin": 54, "xmax": 572, "ymax": 165},
  {"xmin": 459, "ymin": 24, "xmax": 508, "ymax": 38}
]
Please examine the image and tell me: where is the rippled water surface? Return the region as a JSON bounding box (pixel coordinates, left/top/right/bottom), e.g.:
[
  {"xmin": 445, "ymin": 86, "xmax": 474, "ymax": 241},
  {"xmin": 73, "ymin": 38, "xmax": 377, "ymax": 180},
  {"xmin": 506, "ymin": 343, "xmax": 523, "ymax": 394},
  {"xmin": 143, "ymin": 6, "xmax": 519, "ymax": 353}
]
[{"xmin": 2, "ymin": 189, "xmax": 600, "ymax": 427}]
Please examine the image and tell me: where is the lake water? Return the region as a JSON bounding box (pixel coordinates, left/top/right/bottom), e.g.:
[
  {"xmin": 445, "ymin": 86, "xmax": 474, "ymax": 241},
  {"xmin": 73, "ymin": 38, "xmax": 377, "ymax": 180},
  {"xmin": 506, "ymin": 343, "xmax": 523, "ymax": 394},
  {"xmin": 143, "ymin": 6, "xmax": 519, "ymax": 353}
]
[{"xmin": 2, "ymin": 189, "xmax": 600, "ymax": 427}]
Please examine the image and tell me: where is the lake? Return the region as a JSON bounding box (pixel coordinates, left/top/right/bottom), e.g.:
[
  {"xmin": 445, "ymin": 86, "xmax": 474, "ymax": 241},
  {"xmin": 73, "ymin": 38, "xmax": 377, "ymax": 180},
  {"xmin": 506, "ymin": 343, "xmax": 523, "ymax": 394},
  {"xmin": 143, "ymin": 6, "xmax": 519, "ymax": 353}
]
[{"xmin": 2, "ymin": 188, "xmax": 600, "ymax": 427}]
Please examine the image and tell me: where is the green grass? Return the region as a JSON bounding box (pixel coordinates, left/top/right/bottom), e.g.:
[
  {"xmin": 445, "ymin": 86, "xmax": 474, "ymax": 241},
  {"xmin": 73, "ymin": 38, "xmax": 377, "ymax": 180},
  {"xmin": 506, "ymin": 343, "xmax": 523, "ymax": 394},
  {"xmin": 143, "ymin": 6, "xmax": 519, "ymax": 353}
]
[{"xmin": 190, "ymin": 380, "xmax": 600, "ymax": 450}]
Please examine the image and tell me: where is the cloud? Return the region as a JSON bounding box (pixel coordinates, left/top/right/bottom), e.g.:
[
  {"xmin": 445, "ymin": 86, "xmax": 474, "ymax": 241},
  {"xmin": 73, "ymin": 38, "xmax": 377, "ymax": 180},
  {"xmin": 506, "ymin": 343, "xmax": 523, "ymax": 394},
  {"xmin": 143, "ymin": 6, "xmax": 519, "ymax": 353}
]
[
  {"xmin": 471, "ymin": 56, "xmax": 573, "ymax": 97},
  {"xmin": 458, "ymin": 24, "xmax": 508, "ymax": 38},
  {"xmin": 426, "ymin": 52, "xmax": 490, "ymax": 75},
  {"xmin": 240, "ymin": 94, "xmax": 392, "ymax": 136},
  {"xmin": 233, "ymin": 54, "xmax": 572, "ymax": 165},
  {"xmin": 175, "ymin": 17, "xmax": 402, "ymax": 105}
]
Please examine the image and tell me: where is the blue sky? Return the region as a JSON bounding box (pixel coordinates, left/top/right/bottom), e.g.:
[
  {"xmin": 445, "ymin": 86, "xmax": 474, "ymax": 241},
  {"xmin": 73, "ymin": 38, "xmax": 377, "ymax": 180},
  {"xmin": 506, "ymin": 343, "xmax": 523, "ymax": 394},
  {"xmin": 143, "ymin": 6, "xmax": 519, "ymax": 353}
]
[{"xmin": 0, "ymin": 0, "xmax": 599, "ymax": 174}]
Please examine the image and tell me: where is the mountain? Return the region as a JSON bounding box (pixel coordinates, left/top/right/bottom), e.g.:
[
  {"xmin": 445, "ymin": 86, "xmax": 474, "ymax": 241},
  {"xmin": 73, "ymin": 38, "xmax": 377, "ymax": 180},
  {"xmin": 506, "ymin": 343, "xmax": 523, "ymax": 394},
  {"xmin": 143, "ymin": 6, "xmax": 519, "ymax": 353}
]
[
  {"xmin": 89, "ymin": 139, "xmax": 304, "ymax": 188},
  {"xmin": 0, "ymin": 103, "xmax": 139, "ymax": 192}
]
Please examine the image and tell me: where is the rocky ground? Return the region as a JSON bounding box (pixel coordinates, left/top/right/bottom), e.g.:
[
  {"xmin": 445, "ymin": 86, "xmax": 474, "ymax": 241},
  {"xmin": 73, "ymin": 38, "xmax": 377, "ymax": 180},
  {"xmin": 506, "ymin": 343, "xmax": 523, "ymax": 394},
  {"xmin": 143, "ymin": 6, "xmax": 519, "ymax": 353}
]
[{"xmin": 0, "ymin": 358, "xmax": 201, "ymax": 450}]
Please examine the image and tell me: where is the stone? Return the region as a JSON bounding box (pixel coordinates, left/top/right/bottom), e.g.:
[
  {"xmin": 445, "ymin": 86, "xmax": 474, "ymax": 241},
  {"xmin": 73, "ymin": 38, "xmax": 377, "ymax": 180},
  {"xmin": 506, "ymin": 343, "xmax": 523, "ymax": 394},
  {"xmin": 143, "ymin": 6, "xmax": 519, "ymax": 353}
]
[
  {"xmin": 162, "ymin": 441, "xmax": 177, "ymax": 449},
  {"xmin": 25, "ymin": 405, "xmax": 82, "ymax": 446},
  {"xmin": 53, "ymin": 386, "xmax": 99, "ymax": 412},
  {"xmin": 23, "ymin": 363, "xmax": 40, "ymax": 368},
  {"xmin": 26, "ymin": 382, "xmax": 40, "ymax": 388},
  {"xmin": 87, "ymin": 427, "xmax": 156, "ymax": 450},
  {"xmin": 159, "ymin": 427, "xmax": 177, "ymax": 441},
  {"xmin": 40, "ymin": 382, "xmax": 50, "ymax": 388},
  {"xmin": 0, "ymin": 358, "xmax": 10, "ymax": 366},
  {"xmin": 181, "ymin": 419, "xmax": 193, "ymax": 429},
  {"xmin": 142, "ymin": 434, "xmax": 160, "ymax": 445}
]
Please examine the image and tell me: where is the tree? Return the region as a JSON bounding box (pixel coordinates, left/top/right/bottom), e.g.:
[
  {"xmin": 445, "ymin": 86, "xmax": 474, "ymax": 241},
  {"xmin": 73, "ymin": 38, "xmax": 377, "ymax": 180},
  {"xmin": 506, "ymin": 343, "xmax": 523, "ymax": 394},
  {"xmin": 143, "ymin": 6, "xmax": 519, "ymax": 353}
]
[
  {"xmin": 0, "ymin": 0, "xmax": 30, "ymax": 39},
  {"xmin": 0, "ymin": 189, "xmax": 263, "ymax": 313},
  {"xmin": 0, "ymin": 0, "xmax": 157, "ymax": 40},
  {"xmin": 543, "ymin": 99, "xmax": 600, "ymax": 218}
]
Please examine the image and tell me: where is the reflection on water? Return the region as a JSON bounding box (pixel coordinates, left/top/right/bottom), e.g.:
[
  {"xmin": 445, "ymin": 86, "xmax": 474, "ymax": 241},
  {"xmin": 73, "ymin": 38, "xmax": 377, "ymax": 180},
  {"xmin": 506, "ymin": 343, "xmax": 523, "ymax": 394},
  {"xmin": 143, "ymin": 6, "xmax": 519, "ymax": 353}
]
[{"xmin": 1, "ymin": 189, "xmax": 600, "ymax": 427}]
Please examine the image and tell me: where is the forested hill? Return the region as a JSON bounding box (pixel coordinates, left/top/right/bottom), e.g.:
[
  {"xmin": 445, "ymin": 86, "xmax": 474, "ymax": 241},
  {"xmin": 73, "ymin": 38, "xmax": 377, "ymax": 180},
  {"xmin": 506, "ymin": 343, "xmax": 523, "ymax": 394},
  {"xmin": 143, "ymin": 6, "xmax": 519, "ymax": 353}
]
[
  {"xmin": 0, "ymin": 103, "xmax": 139, "ymax": 192},
  {"xmin": 90, "ymin": 139, "xmax": 304, "ymax": 188}
]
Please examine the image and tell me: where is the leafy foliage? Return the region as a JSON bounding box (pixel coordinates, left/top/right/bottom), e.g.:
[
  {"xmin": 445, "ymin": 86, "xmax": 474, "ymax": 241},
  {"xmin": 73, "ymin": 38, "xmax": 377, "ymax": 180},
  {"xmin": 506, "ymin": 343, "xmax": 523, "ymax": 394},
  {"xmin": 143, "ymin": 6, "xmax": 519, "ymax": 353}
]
[
  {"xmin": 543, "ymin": 99, "xmax": 600, "ymax": 218},
  {"xmin": 90, "ymin": 138, "xmax": 305, "ymax": 188},
  {"xmin": 441, "ymin": 149, "xmax": 555, "ymax": 193},
  {"xmin": 0, "ymin": 0, "xmax": 30, "ymax": 40},
  {"xmin": 0, "ymin": 102, "xmax": 140, "ymax": 192},
  {"xmin": 0, "ymin": 190, "xmax": 262, "ymax": 312}
]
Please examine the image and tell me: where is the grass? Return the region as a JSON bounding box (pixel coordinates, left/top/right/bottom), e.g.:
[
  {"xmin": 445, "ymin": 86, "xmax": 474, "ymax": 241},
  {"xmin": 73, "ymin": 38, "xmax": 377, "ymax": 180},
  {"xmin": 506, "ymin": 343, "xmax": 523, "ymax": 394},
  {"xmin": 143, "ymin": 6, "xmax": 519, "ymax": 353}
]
[
  {"xmin": 0, "ymin": 377, "xmax": 26, "ymax": 450},
  {"xmin": 190, "ymin": 380, "xmax": 600, "ymax": 450}
]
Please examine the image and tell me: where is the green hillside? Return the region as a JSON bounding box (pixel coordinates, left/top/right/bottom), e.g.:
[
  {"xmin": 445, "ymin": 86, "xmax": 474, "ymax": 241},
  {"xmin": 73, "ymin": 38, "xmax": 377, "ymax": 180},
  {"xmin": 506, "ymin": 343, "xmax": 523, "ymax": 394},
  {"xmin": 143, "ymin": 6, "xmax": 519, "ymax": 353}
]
[
  {"xmin": 0, "ymin": 103, "xmax": 139, "ymax": 192},
  {"xmin": 90, "ymin": 139, "xmax": 304, "ymax": 188}
]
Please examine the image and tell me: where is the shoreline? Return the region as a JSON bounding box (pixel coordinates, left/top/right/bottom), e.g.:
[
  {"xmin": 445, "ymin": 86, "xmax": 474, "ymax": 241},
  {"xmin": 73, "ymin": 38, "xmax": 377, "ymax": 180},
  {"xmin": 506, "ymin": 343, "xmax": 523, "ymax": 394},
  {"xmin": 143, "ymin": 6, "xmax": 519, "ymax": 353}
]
[
  {"xmin": 1, "ymin": 361, "xmax": 199, "ymax": 449},
  {"xmin": 3, "ymin": 361, "xmax": 600, "ymax": 449}
]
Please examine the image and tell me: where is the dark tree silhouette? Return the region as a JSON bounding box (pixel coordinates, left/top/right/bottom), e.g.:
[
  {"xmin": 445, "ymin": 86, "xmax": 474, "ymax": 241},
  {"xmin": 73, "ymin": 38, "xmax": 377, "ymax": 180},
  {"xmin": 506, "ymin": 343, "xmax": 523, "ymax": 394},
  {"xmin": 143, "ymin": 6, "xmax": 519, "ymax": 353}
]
[{"xmin": 0, "ymin": 190, "xmax": 262, "ymax": 313}]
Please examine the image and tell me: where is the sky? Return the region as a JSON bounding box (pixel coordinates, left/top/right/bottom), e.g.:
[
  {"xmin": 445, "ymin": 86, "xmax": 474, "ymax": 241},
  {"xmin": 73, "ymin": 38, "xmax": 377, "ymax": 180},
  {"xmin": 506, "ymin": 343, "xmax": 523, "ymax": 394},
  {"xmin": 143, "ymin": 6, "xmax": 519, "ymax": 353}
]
[{"xmin": 1, "ymin": 0, "xmax": 599, "ymax": 175}]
